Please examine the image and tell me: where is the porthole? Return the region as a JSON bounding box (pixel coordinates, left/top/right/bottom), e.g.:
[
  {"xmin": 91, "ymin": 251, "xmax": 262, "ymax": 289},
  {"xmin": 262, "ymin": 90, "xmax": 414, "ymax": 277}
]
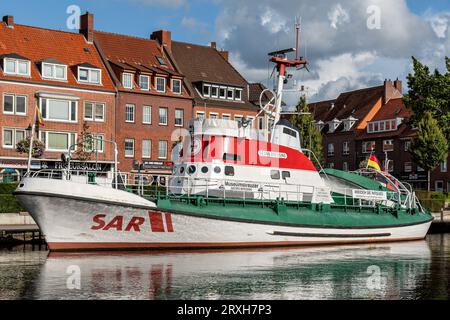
[
  {"xmin": 201, "ymin": 166, "xmax": 209, "ymax": 173},
  {"xmin": 179, "ymin": 166, "xmax": 185, "ymax": 174},
  {"xmin": 214, "ymin": 166, "xmax": 221, "ymax": 174},
  {"xmin": 188, "ymin": 165, "xmax": 196, "ymax": 175}
]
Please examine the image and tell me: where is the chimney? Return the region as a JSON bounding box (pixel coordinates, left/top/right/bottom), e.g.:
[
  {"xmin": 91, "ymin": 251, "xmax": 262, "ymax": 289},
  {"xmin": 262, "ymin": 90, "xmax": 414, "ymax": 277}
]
[
  {"xmin": 393, "ymin": 78, "xmax": 402, "ymax": 93},
  {"xmin": 151, "ymin": 30, "xmax": 172, "ymax": 52},
  {"xmin": 210, "ymin": 42, "xmax": 217, "ymax": 49},
  {"xmin": 2, "ymin": 15, "xmax": 14, "ymax": 28},
  {"xmin": 219, "ymin": 49, "xmax": 229, "ymax": 61},
  {"xmin": 80, "ymin": 12, "xmax": 94, "ymax": 43}
]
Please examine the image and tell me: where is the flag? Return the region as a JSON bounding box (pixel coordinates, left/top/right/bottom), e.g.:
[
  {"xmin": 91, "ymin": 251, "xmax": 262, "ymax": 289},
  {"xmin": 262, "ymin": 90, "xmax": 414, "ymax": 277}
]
[
  {"xmin": 367, "ymin": 154, "xmax": 381, "ymax": 171},
  {"xmin": 36, "ymin": 105, "xmax": 44, "ymax": 126}
]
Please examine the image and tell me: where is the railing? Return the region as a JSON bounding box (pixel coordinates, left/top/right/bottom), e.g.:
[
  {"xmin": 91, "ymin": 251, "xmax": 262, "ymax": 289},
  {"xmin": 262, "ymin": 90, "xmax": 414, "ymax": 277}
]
[{"xmin": 22, "ymin": 168, "xmax": 423, "ymax": 212}]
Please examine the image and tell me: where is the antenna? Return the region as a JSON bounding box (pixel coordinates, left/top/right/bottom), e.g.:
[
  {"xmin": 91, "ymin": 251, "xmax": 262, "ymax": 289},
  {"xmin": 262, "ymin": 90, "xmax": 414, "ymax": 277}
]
[{"xmin": 295, "ymin": 16, "xmax": 301, "ymax": 61}]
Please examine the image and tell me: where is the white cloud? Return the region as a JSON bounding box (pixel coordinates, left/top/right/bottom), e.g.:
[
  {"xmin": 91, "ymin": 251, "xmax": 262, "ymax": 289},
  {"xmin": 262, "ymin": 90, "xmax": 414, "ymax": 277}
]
[
  {"xmin": 130, "ymin": 0, "xmax": 186, "ymax": 7},
  {"xmin": 328, "ymin": 3, "xmax": 350, "ymax": 29},
  {"xmin": 424, "ymin": 11, "xmax": 450, "ymax": 39},
  {"xmin": 181, "ymin": 16, "xmax": 207, "ymax": 29}
]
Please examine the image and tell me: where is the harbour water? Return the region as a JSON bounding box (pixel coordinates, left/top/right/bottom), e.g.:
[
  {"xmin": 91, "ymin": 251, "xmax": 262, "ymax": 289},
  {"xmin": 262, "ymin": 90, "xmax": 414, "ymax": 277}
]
[{"xmin": 0, "ymin": 234, "xmax": 449, "ymax": 300}]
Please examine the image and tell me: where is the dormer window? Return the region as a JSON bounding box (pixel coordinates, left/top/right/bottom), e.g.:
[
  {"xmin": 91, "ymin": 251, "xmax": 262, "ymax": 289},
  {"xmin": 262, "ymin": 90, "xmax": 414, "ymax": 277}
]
[
  {"xmin": 211, "ymin": 86, "xmax": 219, "ymax": 98},
  {"xmin": 78, "ymin": 66, "xmax": 101, "ymax": 84},
  {"xmin": 235, "ymin": 89, "xmax": 242, "ymax": 101},
  {"xmin": 315, "ymin": 120, "xmax": 324, "ymax": 131},
  {"xmin": 219, "ymin": 87, "xmax": 226, "ymax": 99},
  {"xmin": 367, "ymin": 119, "xmax": 398, "ymax": 133},
  {"xmin": 3, "ymin": 57, "xmax": 30, "ymax": 76},
  {"xmin": 343, "ymin": 117, "xmax": 357, "ymax": 131},
  {"xmin": 172, "ymin": 79, "xmax": 182, "ymax": 94},
  {"xmin": 138, "ymin": 75, "xmax": 149, "ymax": 90},
  {"xmin": 42, "ymin": 63, "xmax": 67, "ymax": 81},
  {"xmin": 328, "ymin": 119, "xmax": 341, "ymax": 133},
  {"xmin": 227, "ymin": 88, "xmax": 234, "ymax": 100},
  {"xmin": 122, "ymin": 73, "xmax": 133, "ymax": 89},
  {"xmin": 203, "ymin": 84, "xmax": 211, "ymax": 97},
  {"xmin": 156, "ymin": 77, "xmax": 166, "ymax": 93},
  {"xmin": 156, "ymin": 56, "xmax": 166, "ymax": 66}
]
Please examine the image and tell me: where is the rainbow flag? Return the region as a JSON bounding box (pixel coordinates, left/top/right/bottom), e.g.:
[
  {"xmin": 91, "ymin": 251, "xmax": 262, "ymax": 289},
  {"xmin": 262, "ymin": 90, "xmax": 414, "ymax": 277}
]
[{"xmin": 367, "ymin": 154, "xmax": 381, "ymax": 171}]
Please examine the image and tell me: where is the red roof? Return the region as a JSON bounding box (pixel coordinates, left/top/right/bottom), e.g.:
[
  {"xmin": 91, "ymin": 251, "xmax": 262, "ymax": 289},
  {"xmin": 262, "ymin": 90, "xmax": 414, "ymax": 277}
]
[
  {"xmin": 0, "ymin": 22, "xmax": 115, "ymax": 91},
  {"xmin": 370, "ymin": 98, "xmax": 411, "ymax": 121}
]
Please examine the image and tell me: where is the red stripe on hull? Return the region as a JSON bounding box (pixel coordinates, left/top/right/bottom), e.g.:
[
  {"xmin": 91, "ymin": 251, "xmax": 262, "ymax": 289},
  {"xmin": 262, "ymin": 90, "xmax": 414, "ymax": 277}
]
[
  {"xmin": 47, "ymin": 237, "xmax": 425, "ymax": 252},
  {"xmin": 149, "ymin": 212, "xmax": 164, "ymax": 232}
]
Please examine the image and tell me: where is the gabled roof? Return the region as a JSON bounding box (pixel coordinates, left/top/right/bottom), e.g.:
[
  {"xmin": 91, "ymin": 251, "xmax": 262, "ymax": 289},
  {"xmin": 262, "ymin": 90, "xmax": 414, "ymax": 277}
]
[
  {"xmin": 171, "ymin": 41, "xmax": 256, "ymax": 110},
  {"xmin": 0, "ymin": 22, "xmax": 115, "ymax": 91},
  {"xmin": 370, "ymin": 98, "xmax": 411, "ymax": 121}
]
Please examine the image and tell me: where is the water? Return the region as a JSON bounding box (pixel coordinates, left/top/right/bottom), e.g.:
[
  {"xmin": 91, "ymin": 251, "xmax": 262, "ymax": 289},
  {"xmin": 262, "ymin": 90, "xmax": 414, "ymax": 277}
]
[{"xmin": 0, "ymin": 234, "xmax": 449, "ymax": 300}]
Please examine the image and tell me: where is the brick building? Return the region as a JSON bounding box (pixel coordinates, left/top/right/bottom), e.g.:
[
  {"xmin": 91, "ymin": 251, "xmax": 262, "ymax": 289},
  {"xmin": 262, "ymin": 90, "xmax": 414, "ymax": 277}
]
[
  {"xmin": 0, "ymin": 15, "xmax": 116, "ymax": 178},
  {"xmin": 90, "ymin": 14, "xmax": 193, "ymax": 175},
  {"xmin": 171, "ymin": 41, "xmax": 260, "ymax": 124},
  {"xmin": 310, "ymin": 80, "xmax": 450, "ymax": 192}
]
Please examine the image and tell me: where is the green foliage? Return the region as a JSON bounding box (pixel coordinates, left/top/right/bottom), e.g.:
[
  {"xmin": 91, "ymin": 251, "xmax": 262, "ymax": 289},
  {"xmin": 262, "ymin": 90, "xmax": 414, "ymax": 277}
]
[
  {"xmin": 0, "ymin": 183, "xmax": 18, "ymax": 194},
  {"xmin": 409, "ymin": 112, "xmax": 448, "ymax": 173},
  {"xmin": 16, "ymin": 138, "xmax": 45, "ymax": 158},
  {"xmin": 0, "ymin": 183, "xmax": 24, "ymax": 213},
  {"xmin": 404, "ymin": 56, "xmax": 450, "ymax": 140},
  {"xmin": 290, "ymin": 95, "xmax": 324, "ymax": 167}
]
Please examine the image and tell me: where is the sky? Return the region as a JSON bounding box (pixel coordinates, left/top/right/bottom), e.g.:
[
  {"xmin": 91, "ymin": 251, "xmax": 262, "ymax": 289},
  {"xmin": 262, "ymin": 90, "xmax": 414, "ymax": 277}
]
[{"xmin": 1, "ymin": 0, "xmax": 450, "ymax": 104}]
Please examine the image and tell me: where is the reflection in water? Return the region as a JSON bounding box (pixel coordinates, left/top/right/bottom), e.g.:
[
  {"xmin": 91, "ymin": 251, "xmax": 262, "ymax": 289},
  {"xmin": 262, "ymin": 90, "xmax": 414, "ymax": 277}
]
[{"xmin": 1, "ymin": 235, "xmax": 450, "ymax": 300}]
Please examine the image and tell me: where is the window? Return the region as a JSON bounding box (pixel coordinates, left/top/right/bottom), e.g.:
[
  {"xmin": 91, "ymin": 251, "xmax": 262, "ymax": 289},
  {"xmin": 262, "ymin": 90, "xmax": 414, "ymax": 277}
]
[
  {"xmin": 139, "ymin": 75, "xmax": 150, "ymax": 90},
  {"xmin": 283, "ymin": 127, "xmax": 297, "ymax": 138},
  {"xmin": 271, "ymin": 170, "xmax": 280, "ymax": 180},
  {"xmin": 282, "ymin": 171, "xmax": 291, "ymax": 179},
  {"xmin": 175, "ymin": 109, "xmax": 183, "ymax": 126},
  {"xmin": 404, "ymin": 162, "xmax": 412, "ymax": 173},
  {"xmin": 441, "ymin": 161, "xmax": 448, "ymax": 173},
  {"xmin": 84, "ymin": 102, "xmax": 104, "ymax": 122},
  {"xmin": 235, "ymin": 89, "xmax": 242, "ymax": 101},
  {"xmin": 227, "ymin": 88, "xmax": 234, "ymax": 100},
  {"xmin": 328, "ymin": 163, "xmax": 335, "ymax": 169},
  {"xmin": 435, "ymin": 181, "xmax": 444, "ymax": 192},
  {"xmin": 211, "ymin": 86, "xmax": 219, "ymax": 98},
  {"xmin": 40, "ymin": 98, "xmax": 77, "ymax": 122},
  {"xmin": 142, "ymin": 140, "xmax": 151, "ymax": 158},
  {"xmin": 42, "ymin": 63, "xmax": 67, "ymax": 80},
  {"xmin": 84, "ymin": 134, "xmax": 104, "ymax": 153},
  {"xmin": 222, "ymin": 114, "xmax": 231, "ymax": 120},
  {"xmin": 156, "ymin": 77, "xmax": 166, "ymax": 93},
  {"xmin": 124, "ymin": 139, "xmax": 134, "ymax": 157},
  {"xmin": 201, "ymin": 166, "xmax": 209, "ymax": 174},
  {"xmin": 362, "ymin": 141, "xmax": 376, "ymax": 153},
  {"xmin": 224, "ymin": 166, "xmax": 235, "ymax": 176},
  {"xmin": 156, "ymin": 56, "xmax": 166, "ymax": 66},
  {"xmin": 209, "ymin": 113, "xmax": 218, "ymax": 120},
  {"xmin": 196, "ymin": 111, "xmax": 205, "ymax": 121},
  {"xmin": 219, "ymin": 87, "xmax": 226, "ymax": 99},
  {"xmin": 343, "ymin": 162, "xmax": 348, "ymax": 171},
  {"xmin": 404, "ymin": 140, "xmax": 411, "ymax": 152},
  {"xmin": 3, "ymin": 94, "xmax": 26, "ymax": 115},
  {"xmin": 3, "ymin": 58, "xmax": 30, "ymax": 76},
  {"xmin": 327, "ymin": 143, "xmax": 334, "ymax": 157},
  {"xmin": 203, "ymin": 84, "xmax": 211, "ymax": 97},
  {"xmin": 342, "ymin": 141, "xmax": 350, "ymax": 155},
  {"xmin": 159, "ymin": 107, "xmax": 168, "ymax": 125},
  {"xmin": 172, "ymin": 79, "xmax": 182, "ymax": 94},
  {"xmin": 78, "ymin": 67, "xmax": 101, "ymax": 84},
  {"xmin": 125, "ymin": 104, "xmax": 135, "ymax": 123},
  {"xmin": 43, "ymin": 131, "xmax": 76, "ymax": 152},
  {"xmin": 383, "ymin": 139, "xmax": 394, "ymax": 152},
  {"xmin": 143, "ymin": 106, "xmax": 152, "ymax": 124},
  {"xmin": 367, "ymin": 119, "xmax": 398, "ymax": 133},
  {"xmin": 235, "ymin": 115, "xmax": 243, "ymax": 124},
  {"xmin": 417, "ymin": 166, "xmax": 425, "ymax": 172},
  {"xmin": 223, "ymin": 153, "xmax": 241, "ymax": 161},
  {"xmin": 258, "ymin": 117, "xmax": 264, "ymax": 130},
  {"xmin": 2, "ymin": 128, "xmax": 25, "ymax": 148},
  {"xmin": 158, "ymin": 140, "xmax": 168, "ymax": 159},
  {"xmin": 122, "ymin": 73, "xmax": 133, "ymax": 89}
]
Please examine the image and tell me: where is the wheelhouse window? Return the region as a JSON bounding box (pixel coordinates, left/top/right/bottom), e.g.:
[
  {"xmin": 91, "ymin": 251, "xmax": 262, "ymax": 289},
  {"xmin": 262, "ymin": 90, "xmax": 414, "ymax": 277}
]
[
  {"xmin": 3, "ymin": 94, "xmax": 27, "ymax": 115},
  {"xmin": 159, "ymin": 107, "xmax": 168, "ymax": 125},
  {"xmin": 224, "ymin": 166, "xmax": 235, "ymax": 176},
  {"xmin": 2, "ymin": 128, "xmax": 25, "ymax": 149},
  {"xmin": 172, "ymin": 79, "xmax": 182, "ymax": 94},
  {"xmin": 84, "ymin": 102, "xmax": 105, "ymax": 122},
  {"xmin": 40, "ymin": 98, "xmax": 77, "ymax": 123},
  {"xmin": 175, "ymin": 109, "xmax": 183, "ymax": 126},
  {"xmin": 222, "ymin": 114, "xmax": 231, "ymax": 120},
  {"xmin": 156, "ymin": 77, "xmax": 166, "ymax": 93},
  {"xmin": 139, "ymin": 75, "xmax": 149, "ymax": 90},
  {"xmin": 3, "ymin": 58, "xmax": 30, "ymax": 76},
  {"xmin": 209, "ymin": 113, "xmax": 218, "ymax": 119},
  {"xmin": 42, "ymin": 63, "xmax": 67, "ymax": 81},
  {"xmin": 123, "ymin": 73, "xmax": 133, "ymax": 89},
  {"xmin": 124, "ymin": 139, "xmax": 134, "ymax": 157},
  {"xmin": 125, "ymin": 104, "xmax": 135, "ymax": 123},
  {"xmin": 41, "ymin": 131, "xmax": 76, "ymax": 152},
  {"xmin": 158, "ymin": 140, "xmax": 168, "ymax": 159},
  {"xmin": 143, "ymin": 106, "xmax": 152, "ymax": 124},
  {"xmin": 234, "ymin": 115, "xmax": 243, "ymax": 124},
  {"xmin": 271, "ymin": 170, "xmax": 280, "ymax": 180},
  {"xmin": 282, "ymin": 171, "xmax": 291, "ymax": 179},
  {"xmin": 78, "ymin": 67, "xmax": 101, "ymax": 84},
  {"xmin": 142, "ymin": 140, "xmax": 152, "ymax": 159}
]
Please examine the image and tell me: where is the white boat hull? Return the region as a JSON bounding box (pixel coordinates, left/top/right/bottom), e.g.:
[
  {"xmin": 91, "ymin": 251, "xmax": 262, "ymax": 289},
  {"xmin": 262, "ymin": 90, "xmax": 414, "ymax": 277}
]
[{"xmin": 14, "ymin": 179, "xmax": 431, "ymax": 251}]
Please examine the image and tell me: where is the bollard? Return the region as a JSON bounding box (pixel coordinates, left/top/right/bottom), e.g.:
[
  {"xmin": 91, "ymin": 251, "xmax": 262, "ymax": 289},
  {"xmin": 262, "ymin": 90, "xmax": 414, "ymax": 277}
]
[{"xmin": 441, "ymin": 208, "xmax": 444, "ymax": 222}]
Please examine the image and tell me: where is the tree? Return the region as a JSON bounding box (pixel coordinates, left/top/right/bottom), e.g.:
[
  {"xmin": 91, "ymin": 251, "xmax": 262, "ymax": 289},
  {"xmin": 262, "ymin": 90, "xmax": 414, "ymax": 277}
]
[
  {"xmin": 409, "ymin": 112, "xmax": 448, "ymax": 191},
  {"xmin": 72, "ymin": 122, "xmax": 94, "ymax": 161},
  {"xmin": 404, "ymin": 56, "xmax": 450, "ymax": 140},
  {"xmin": 290, "ymin": 95, "xmax": 324, "ymax": 167}
]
